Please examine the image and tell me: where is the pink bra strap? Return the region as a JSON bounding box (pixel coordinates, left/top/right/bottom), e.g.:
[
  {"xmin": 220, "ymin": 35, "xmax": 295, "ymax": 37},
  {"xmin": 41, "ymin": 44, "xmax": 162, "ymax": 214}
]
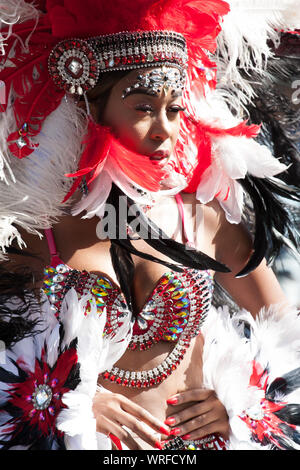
[
  {"xmin": 44, "ymin": 228, "xmax": 64, "ymax": 267},
  {"xmin": 175, "ymin": 193, "xmax": 195, "ymax": 248}
]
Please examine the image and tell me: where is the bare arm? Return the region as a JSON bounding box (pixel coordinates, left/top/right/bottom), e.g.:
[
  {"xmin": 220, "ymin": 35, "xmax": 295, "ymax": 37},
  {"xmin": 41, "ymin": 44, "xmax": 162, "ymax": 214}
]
[{"xmin": 213, "ymin": 203, "xmax": 287, "ymax": 318}]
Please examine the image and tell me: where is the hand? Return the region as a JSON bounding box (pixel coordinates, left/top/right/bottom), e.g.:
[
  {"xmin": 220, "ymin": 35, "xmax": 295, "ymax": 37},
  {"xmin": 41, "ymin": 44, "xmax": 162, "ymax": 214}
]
[
  {"xmin": 164, "ymin": 388, "xmax": 229, "ymax": 442},
  {"xmin": 92, "ymin": 391, "xmax": 170, "ymax": 450}
]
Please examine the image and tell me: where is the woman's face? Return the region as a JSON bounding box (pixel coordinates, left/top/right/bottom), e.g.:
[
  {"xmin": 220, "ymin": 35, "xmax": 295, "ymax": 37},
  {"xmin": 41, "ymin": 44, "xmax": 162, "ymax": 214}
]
[{"xmin": 101, "ymin": 68, "xmax": 185, "ymax": 168}]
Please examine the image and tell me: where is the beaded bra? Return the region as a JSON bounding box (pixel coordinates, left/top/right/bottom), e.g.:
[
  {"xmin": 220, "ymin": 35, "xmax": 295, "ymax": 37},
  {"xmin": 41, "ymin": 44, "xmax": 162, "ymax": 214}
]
[
  {"xmin": 42, "ymin": 255, "xmax": 213, "ymax": 388},
  {"xmin": 42, "ymin": 195, "xmax": 214, "ymax": 389}
]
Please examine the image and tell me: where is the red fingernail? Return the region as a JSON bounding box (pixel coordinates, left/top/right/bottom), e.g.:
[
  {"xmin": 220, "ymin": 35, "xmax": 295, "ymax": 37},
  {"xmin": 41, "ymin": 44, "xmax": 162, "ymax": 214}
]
[
  {"xmin": 182, "ymin": 434, "xmax": 191, "ymax": 440},
  {"xmin": 155, "ymin": 440, "xmax": 163, "ymax": 450},
  {"xmin": 159, "ymin": 426, "xmax": 171, "ymax": 436},
  {"xmin": 164, "ymin": 417, "xmax": 176, "ymax": 426},
  {"xmin": 167, "ymin": 397, "xmax": 178, "ymax": 405},
  {"xmin": 170, "ymin": 427, "xmax": 181, "ymax": 436}
]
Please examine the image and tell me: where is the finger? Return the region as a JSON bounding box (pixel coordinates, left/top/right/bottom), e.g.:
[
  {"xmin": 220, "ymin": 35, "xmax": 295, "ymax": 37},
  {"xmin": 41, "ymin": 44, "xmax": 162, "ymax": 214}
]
[
  {"xmin": 181, "ymin": 419, "xmax": 228, "ymax": 442},
  {"xmin": 118, "ymin": 410, "xmax": 164, "ymax": 449},
  {"xmin": 168, "ymin": 409, "xmax": 219, "ymax": 438},
  {"xmin": 165, "ymin": 401, "xmax": 213, "ymax": 427},
  {"xmin": 107, "ymin": 421, "xmax": 145, "ymax": 450},
  {"xmin": 166, "ymin": 388, "xmax": 213, "ymax": 406},
  {"xmin": 120, "ymin": 396, "xmax": 170, "ymax": 436}
]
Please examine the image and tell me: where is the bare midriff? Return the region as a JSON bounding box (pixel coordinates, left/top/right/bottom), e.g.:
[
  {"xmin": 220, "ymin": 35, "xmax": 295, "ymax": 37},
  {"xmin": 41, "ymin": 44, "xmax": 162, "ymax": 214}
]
[{"xmin": 98, "ymin": 333, "xmax": 204, "ymax": 448}]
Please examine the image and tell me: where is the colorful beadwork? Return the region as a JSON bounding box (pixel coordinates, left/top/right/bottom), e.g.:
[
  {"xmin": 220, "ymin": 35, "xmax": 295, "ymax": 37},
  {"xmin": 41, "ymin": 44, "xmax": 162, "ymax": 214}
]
[{"xmin": 42, "ymin": 263, "xmax": 214, "ymax": 388}]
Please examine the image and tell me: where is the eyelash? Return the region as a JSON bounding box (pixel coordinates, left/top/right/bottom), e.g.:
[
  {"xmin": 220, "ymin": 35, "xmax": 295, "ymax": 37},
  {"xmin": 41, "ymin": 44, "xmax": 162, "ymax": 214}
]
[{"xmin": 135, "ymin": 104, "xmax": 186, "ymax": 113}]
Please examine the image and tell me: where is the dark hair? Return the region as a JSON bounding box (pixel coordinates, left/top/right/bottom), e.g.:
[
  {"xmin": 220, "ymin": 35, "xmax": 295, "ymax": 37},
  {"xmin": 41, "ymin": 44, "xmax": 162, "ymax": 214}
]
[
  {"xmin": 84, "ymin": 70, "xmax": 130, "ymax": 122},
  {"xmin": 0, "ymin": 257, "xmax": 44, "ymax": 347}
]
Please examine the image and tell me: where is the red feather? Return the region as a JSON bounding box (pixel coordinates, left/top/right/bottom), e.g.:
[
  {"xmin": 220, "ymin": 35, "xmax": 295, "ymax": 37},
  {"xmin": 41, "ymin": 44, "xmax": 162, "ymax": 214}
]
[
  {"xmin": 0, "ymin": 19, "xmax": 64, "ymax": 157},
  {"xmin": 64, "ymin": 120, "xmax": 167, "ymax": 202}
]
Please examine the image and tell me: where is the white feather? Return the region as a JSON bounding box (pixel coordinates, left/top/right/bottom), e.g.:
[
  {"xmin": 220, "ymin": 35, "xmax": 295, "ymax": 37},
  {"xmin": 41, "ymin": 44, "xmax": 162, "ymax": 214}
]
[
  {"xmin": 0, "ymin": 95, "xmax": 86, "ymax": 258},
  {"xmin": 202, "ymin": 302, "xmax": 300, "ymax": 450},
  {"xmin": 217, "ymin": 0, "xmax": 300, "ymax": 112}
]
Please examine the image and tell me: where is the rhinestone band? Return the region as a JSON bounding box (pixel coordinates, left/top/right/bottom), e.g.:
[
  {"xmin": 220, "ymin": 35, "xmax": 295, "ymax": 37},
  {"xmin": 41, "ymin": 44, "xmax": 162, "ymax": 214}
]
[
  {"xmin": 163, "ymin": 435, "xmax": 227, "ymax": 451},
  {"xmin": 48, "ymin": 30, "xmax": 188, "ymax": 95},
  {"xmin": 88, "ymin": 30, "xmax": 188, "ymax": 73}
]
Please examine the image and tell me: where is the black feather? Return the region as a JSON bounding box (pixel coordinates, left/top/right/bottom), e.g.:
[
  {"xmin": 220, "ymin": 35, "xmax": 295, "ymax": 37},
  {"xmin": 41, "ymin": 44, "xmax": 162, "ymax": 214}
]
[
  {"xmin": 274, "ymin": 404, "xmax": 300, "ymax": 426},
  {"xmin": 237, "ymin": 175, "xmax": 300, "ymax": 277},
  {"xmin": 266, "ymin": 367, "xmax": 300, "ymax": 400}
]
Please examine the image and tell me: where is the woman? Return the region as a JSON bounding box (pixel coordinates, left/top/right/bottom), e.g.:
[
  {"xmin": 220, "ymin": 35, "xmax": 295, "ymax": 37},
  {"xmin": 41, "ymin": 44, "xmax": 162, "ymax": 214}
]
[{"xmin": 0, "ymin": 0, "xmax": 300, "ymax": 451}]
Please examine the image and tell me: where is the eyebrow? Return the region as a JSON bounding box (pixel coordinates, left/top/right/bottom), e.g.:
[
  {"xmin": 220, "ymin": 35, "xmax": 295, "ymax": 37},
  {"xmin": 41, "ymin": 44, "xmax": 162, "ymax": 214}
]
[
  {"xmin": 122, "ymin": 88, "xmax": 159, "ymax": 99},
  {"xmin": 122, "ymin": 88, "xmax": 183, "ymax": 99}
]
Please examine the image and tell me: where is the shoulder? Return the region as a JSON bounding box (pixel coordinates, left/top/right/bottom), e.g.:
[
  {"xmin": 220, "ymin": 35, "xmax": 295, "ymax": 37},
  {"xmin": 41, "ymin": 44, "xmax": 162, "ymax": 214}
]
[{"xmin": 180, "ymin": 192, "xmax": 253, "ymax": 269}]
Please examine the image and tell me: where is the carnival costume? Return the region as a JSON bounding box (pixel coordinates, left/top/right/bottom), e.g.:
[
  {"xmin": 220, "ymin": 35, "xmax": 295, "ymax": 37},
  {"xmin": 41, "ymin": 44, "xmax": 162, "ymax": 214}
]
[{"xmin": 0, "ymin": 0, "xmax": 300, "ymax": 450}]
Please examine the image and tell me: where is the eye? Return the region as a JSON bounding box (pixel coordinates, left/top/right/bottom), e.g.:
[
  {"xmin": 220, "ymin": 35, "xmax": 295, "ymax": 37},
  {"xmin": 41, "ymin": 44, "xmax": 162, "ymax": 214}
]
[
  {"xmin": 168, "ymin": 105, "xmax": 186, "ymax": 113},
  {"xmin": 135, "ymin": 104, "xmax": 154, "ymax": 113}
]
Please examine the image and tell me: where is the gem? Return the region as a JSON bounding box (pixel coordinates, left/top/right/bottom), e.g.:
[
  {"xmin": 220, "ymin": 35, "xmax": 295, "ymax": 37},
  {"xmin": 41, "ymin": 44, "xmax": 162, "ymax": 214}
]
[
  {"xmin": 174, "ymin": 298, "xmax": 190, "ymax": 309},
  {"xmin": 169, "ymin": 326, "xmax": 183, "ymax": 334},
  {"xmin": 137, "ymin": 316, "xmax": 148, "ymax": 330},
  {"xmin": 32, "ymin": 384, "xmax": 53, "ymax": 410},
  {"xmin": 92, "ymin": 287, "xmax": 109, "ymax": 297},
  {"xmin": 246, "ymin": 404, "xmax": 265, "ymax": 421},
  {"xmin": 52, "ymin": 274, "xmax": 65, "ymax": 283},
  {"xmin": 66, "ymin": 58, "xmax": 83, "ymax": 77},
  {"xmin": 140, "ymin": 310, "xmax": 156, "ymax": 321},
  {"xmin": 175, "ymin": 309, "xmax": 189, "ymax": 318},
  {"xmin": 49, "ymin": 294, "xmax": 58, "ymax": 303},
  {"xmin": 97, "ymin": 278, "xmax": 112, "ymax": 289},
  {"xmin": 16, "ymin": 136, "xmax": 27, "ymax": 148},
  {"xmin": 171, "ymin": 289, "xmax": 185, "ymax": 299},
  {"xmin": 50, "ymin": 283, "xmax": 63, "ymax": 293},
  {"xmin": 173, "ymin": 318, "xmax": 187, "ymax": 327},
  {"xmin": 56, "ymin": 264, "xmax": 69, "ymax": 274}
]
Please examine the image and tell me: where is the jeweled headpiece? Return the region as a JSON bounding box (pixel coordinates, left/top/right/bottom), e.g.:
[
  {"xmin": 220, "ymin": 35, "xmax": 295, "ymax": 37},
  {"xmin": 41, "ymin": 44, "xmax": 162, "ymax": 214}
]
[{"xmin": 48, "ymin": 30, "xmax": 188, "ymax": 95}]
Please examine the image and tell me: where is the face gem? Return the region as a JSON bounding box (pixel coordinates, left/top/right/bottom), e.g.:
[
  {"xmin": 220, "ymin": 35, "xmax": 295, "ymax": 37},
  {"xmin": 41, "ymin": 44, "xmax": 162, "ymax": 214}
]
[{"xmin": 122, "ymin": 67, "xmax": 185, "ymax": 99}]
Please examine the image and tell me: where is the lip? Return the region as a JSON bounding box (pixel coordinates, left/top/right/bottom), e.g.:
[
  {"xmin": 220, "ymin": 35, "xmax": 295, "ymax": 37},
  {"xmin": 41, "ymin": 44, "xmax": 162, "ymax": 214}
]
[{"xmin": 149, "ymin": 151, "xmax": 170, "ymax": 161}]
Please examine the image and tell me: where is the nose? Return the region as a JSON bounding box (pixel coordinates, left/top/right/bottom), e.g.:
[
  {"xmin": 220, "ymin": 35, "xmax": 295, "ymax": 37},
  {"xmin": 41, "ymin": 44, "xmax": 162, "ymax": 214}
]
[{"xmin": 149, "ymin": 112, "xmax": 171, "ymax": 142}]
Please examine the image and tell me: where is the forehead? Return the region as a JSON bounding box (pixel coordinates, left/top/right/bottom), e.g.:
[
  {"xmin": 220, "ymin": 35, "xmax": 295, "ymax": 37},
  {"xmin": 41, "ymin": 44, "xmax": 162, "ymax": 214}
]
[{"xmin": 112, "ymin": 66, "xmax": 185, "ymax": 99}]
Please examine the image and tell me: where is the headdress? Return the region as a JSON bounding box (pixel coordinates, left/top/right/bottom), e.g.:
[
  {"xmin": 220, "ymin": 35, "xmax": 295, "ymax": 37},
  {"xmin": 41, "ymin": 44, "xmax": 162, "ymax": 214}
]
[{"xmin": 0, "ymin": 0, "xmax": 300, "ymax": 277}]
